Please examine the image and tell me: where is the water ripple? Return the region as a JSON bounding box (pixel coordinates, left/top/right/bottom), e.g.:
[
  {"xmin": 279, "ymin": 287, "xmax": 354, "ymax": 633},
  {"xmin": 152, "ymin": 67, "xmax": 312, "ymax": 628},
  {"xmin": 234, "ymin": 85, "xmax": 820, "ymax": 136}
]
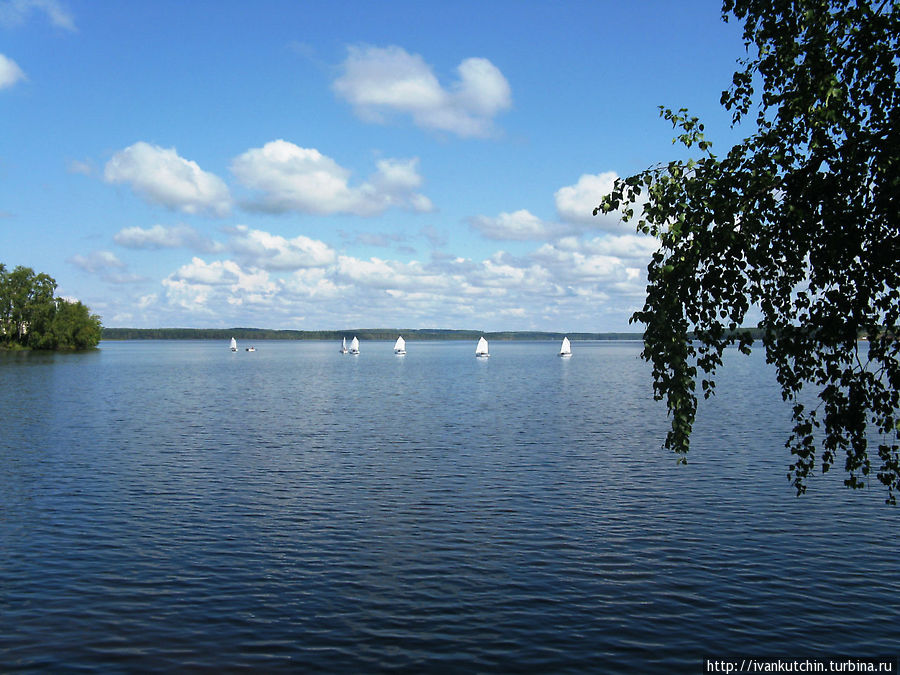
[{"xmin": 1, "ymin": 341, "xmax": 897, "ymax": 673}]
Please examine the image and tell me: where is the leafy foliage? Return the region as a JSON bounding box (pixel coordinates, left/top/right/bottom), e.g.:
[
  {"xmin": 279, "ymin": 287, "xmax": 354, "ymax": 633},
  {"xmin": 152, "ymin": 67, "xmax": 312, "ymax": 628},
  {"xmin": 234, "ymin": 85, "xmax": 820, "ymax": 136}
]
[
  {"xmin": 596, "ymin": 0, "xmax": 900, "ymax": 502},
  {"xmin": 0, "ymin": 264, "xmax": 102, "ymax": 350}
]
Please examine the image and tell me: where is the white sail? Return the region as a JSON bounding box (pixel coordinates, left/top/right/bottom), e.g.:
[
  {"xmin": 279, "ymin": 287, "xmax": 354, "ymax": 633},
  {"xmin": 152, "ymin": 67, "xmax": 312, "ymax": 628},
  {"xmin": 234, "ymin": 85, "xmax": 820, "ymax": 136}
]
[
  {"xmin": 349, "ymin": 336, "xmax": 360, "ymax": 354},
  {"xmin": 559, "ymin": 336, "xmax": 572, "ymax": 357},
  {"xmin": 340, "ymin": 337, "xmax": 348, "ymax": 353},
  {"xmin": 230, "ymin": 337, "xmax": 237, "ymax": 351},
  {"xmin": 393, "ymin": 335, "xmax": 406, "ymax": 354},
  {"xmin": 475, "ymin": 336, "xmax": 489, "ymax": 358}
]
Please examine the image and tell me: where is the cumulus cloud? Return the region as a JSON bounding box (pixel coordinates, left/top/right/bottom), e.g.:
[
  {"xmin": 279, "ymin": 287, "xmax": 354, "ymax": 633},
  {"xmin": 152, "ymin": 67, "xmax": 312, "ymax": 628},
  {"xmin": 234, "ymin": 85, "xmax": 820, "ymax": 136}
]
[
  {"xmin": 231, "ymin": 139, "xmax": 432, "ymax": 215},
  {"xmin": 114, "ymin": 224, "xmax": 222, "ymax": 252},
  {"xmin": 104, "ymin": 142, "xmax": 232, "ymax": 217},
  {"xmin": 0, "ymin": 54, "xmax": 25, "ymax": 89},
  {"xmin": 152, "ymin": 246, "xmax": 649, "ymax": 330},
  {"xmin": 227, "ymin": 225, "xmax": 336, "ymax": 270},
  {"xmin": 471, "ymin": 172, "xmax": 649, "ymax": 242},
  {"xmin": 531, "ymin": 236, "xmax": 651, "ymax": 294},
  {"xmin": 170, "ymin": 257, "xmax": 241, "ymax": 285},
  {"xmin": 137, "ymin": 213, "xmax": 656, "ymax": 330},
  {"xmin": 284, "ymin": 268, "xmax": 342, "ymax": 301},
  {"xmin": 333, "ymin": 45, "xmax": 511, "ymax": 138},
  {"xmin": 163, "ymin": 257, "xmax": 281, "ymax": 313},
  {"xmin": 0, "ymin": 0, "xmax": 76, "ymax": 30},
  {"xmin": 576, "ymin": 233, "xmax": 659, "ymax": 260},
  {"xmin": 555, "ymin": 171, "xmax": 640, "ymax": 232},
  {"xmin": 469, "ymin": 209, "xmax": 559, "ymax": 241}
]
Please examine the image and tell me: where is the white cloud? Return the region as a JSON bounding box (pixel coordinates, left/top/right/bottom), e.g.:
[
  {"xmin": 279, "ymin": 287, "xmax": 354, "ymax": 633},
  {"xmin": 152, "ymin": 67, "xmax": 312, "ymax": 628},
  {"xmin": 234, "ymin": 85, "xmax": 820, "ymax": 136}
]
[
  {"xmin": 335, "ymin": 255, "xmax": 416, "ymax": 289},
  {"xmin": 170, "ymin": 257, "xmax": 241, "ymax": 286},
  {"xmin": 470, "ymin": 172, "xmax": 647, "ymax": 243},
  {"xmin": 0, "ymin": 53, "xmax": 25, "ymax": 89},
  {"xmin": 284, "ymin": 268, "xmax": 342, "ymax": 300},
  {"xmin": 114, "ymin": 224, "xmax": 221, "ymax": 252},
  {"xmin": 69, "ymin": 250, "xmax": 125, "ymax": 274},
  {"xmin": 140, "ymin": 220, "xmax": 654, "ymax": 331},
  {"xmin": 555, "ymin": 171, "xmax": 640, "ymax": 232},
  {"xmin": 579, "ymin": 233, "xmax": 659, "ymax": 259},
  {"xmin": 0, "ymin": 0, "xmax": 76, "ymax": 30},
  {"xmin": 231, "ymin": 141, "xmax": 353, "ymax": 214},
  {"xmin": 333, "ymin": 45, "xmax": 511, "ymax": 138},
  {"xmin": 104, "ymin": 142, "xmax": 232, "ymax": 217},
  {"xmin": 470, "ymin": 209, "xmax": 559, "ymax": 241},
  {"xmin": 531, "ymin": 236, "xmax": 651, "ymax": 291},
  {"xmin": 68, "ymin": 250, "xmax": 144, "ymax": 284},
  {"xmin": 231, "ymin": 139, "xmax": 432, "ymax": 215},
  {"xmin": 163, "ymin": 257, "xmax": 281, "ymax": 314},
  {"xmin": 227, "ymin": 225, "xmax": 336, "ymax": 270},
  {"xmin": 160, "ymin": 277, "xmax": 215, "ymax": 314}
]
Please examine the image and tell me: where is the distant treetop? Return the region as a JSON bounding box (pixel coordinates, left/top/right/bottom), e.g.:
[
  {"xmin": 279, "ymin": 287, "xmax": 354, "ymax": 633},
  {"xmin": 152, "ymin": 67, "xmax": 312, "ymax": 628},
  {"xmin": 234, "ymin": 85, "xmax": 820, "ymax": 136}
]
[{"xmin": 0, "ymin": 263, "xmax": 102, "ymax": 351}]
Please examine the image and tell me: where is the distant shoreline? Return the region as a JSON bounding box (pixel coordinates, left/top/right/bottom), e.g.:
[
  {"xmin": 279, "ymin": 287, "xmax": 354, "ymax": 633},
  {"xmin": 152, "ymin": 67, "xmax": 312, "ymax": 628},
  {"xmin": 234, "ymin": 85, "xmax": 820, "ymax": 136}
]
[
  {"xmin": 94, "ymin": 326, "xmax": 885, "ymax": 343},
  {"xmin": 101, "ymin": 328, "xmax": 646, "ymax": 341}
]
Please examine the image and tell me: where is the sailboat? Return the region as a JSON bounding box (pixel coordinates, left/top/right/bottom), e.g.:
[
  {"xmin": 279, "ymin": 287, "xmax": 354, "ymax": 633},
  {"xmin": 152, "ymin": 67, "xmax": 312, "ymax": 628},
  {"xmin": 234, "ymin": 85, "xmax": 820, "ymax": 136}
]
[
  {"xmin": 393, "ymin": 335, "xmax": 406, "ymax": 355},
  {"xmin": 230, "ymin": 337, "xmax": 237, "ymax": 352},
  {"xmin": 349, "ymin": 336, "xmax": 360, "ymax": 355},
  {"xmin": 339, "ymin": 337, "xmax": 349, "ymax": 354},
  {"xmin": 558, "ymin": 336, "xmax": 572, "ymax": 358},
  {"xmin": 475, "ymin": 336, "xmax": 490, "ymax": 358}
]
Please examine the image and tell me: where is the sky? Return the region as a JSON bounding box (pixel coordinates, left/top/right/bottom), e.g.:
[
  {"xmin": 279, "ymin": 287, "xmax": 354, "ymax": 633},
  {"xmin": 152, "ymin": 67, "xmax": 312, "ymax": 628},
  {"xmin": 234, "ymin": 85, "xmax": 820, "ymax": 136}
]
[{"xmin": 0, "ymin": 0, "xmax": 749, "ymax": 332}]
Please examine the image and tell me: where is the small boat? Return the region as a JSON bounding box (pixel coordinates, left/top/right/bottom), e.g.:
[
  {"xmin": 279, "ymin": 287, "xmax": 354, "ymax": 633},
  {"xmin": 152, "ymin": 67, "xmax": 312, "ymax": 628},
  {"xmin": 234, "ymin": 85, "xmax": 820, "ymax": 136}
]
[
  {"xmin": 475, "ymin": 336, "xmax": 490, "ymax": 358},
  {"xmin": 393, "ymin": 335, "xmax": 406, "ymax": 355},
  {"xmin": 245, "ymin": 346, "xmax": 256, "ymax": 352},
  {"xmin": 339, "ymin": 337, "xmax": 349, "ymax": 354},
  {"xmin": 558, "ymin": 336, "xmax": 572, "ymax": 358},
  {"xmin": 230, "ymin": 337, "xmax": 237, "ymax": 352},
  {"xmin": 349, "ymin": 336, "xmax": 360, "ymax": 355}
]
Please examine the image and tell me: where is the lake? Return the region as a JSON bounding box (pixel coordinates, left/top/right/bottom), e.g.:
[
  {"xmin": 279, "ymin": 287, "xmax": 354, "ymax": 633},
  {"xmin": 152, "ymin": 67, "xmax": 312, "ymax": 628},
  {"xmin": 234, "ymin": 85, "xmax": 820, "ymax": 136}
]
[{"xmin": 1, "ymin": 340, "xmax": 897, "ymax": 672}]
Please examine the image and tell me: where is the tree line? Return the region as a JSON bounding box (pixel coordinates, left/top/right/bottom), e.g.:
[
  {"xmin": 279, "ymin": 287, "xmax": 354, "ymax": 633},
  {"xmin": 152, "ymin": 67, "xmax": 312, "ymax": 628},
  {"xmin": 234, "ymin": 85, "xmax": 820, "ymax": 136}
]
[
  {"xmin": 101, "ymin": 327, "xmax": 654, "ymax": 342},
  {"xmin": 0, "ymin": 264, "xmax": 102, "ymax": 350}
]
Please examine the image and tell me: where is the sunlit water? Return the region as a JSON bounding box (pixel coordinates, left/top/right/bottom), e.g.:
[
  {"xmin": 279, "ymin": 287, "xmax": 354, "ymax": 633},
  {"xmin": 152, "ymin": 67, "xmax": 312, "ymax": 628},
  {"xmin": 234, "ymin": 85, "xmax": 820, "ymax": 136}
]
[{"xmin": 1, "ymin": 340, "xmax": 897, "ymax": 672}]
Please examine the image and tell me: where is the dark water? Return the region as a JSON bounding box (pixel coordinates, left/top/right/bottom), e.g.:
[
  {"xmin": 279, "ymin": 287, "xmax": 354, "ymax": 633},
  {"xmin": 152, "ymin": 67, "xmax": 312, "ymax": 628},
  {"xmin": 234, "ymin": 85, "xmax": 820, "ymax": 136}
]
[{"xmin": 1, "ymin": 340, "xmax": 897, "ymax": 673}]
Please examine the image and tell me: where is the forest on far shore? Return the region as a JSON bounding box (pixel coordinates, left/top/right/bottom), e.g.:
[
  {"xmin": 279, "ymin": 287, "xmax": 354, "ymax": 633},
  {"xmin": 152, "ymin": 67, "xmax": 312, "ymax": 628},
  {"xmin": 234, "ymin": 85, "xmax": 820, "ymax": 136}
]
[{"xmin": 101, "ymin": 327, "xmax": 650, "ymax": 342}]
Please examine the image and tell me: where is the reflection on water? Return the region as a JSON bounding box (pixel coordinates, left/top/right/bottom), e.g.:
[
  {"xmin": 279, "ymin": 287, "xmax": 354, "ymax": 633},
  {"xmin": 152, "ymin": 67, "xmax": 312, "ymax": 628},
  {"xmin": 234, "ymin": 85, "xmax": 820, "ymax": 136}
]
[{"xmin": 1, "ymin": 340, "xmax": 897, "ymax": 673}]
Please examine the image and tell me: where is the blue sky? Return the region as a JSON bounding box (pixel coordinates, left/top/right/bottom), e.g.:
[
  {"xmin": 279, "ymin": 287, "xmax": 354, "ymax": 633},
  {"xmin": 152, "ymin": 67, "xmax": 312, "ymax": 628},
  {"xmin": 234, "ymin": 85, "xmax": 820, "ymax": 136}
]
[{"xmin": 0, "ymin": 0, "xmax": 748, "ymax": 331}]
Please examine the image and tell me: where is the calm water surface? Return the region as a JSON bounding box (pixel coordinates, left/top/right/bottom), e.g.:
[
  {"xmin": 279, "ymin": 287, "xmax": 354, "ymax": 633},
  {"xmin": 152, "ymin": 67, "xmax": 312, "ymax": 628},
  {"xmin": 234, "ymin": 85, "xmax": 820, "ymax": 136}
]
[{"xmin": 1, "ymin": 340, "xmax": 897, "ymax": 672}]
